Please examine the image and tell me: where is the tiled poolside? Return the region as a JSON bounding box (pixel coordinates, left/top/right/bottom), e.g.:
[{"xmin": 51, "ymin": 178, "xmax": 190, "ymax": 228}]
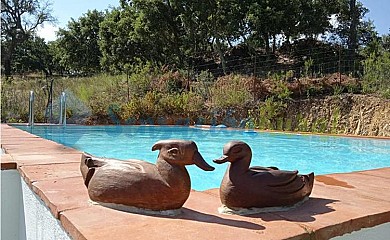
[{"xmin": 1, "ymin": 123, "xmax": 390, "ymax": 239}]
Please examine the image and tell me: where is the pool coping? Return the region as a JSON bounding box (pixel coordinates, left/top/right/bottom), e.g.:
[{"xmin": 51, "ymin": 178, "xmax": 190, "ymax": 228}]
[{"xmin": 1, "ymin": 123, "xmax": 390, "ymax": 240}]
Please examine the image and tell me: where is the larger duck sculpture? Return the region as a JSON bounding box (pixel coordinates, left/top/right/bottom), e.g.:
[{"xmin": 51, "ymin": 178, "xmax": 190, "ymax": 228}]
[
  {"xmin": 80, "ymin": 140, "xmax": 214, "ymax": 213},
  {"xmin": 214, "ymin": 141, "xmax": 314, "ymax": 211}
]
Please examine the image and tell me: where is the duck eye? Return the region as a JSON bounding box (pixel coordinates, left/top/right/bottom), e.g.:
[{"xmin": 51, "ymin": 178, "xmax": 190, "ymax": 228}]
[{"xmin": 167, "ymin": 148, "xmax": 179, "ymax": 156}]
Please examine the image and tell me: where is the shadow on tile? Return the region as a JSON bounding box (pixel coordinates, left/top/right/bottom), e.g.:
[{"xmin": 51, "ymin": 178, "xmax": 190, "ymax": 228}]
[
  {"xmin": 178, "ymin": 207, "xmax": 265, "ymax": 230},
  {"xmin": 248, "ymin": 197, "xmax": 338, "ymax": 222}
]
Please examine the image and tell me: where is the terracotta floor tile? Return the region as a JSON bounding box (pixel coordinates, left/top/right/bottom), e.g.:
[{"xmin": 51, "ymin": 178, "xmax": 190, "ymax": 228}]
[
  {"xmin": 19, "ymin": 162, "xmax": 82, "ymax": 186},
  {"xmin": 1, "ymin": 137, "xmax": 48, "ymax": 145},
  {"xmin": 355, "ymin": 167, "xmax": 390, "ymax": 179},
  {"xmin": 268, "ymin": 181, "xmax": 390, "ymax": 239},
  {"xmin": 60, "ymin": 194, "xmax": 309, "ymax": 240},
  {"xmin": 1, "ymin": 154, "xmax": 17, "ymax": 170},
  {"xmin": 31, "ymin": 176, "xmax": 90, "ymax": 218},
  {"xmin": 316, "ymin": 171, "xmax": 390, "ymax": 202},
  {"xmin": 10, "ymin": 153, "xmax": 82, "ymax": 166},
  {"xmin": 4, "ymin": 143, "xmax": 80, "ymax": 155}
]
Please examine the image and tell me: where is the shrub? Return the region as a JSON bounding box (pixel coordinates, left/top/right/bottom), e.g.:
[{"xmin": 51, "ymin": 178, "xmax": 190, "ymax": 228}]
[
  {"xmin": 151, "ymin": 69, "xmax": 188, "ymax": 94},
  {"xmin": 127, "ymin": 63, "xmax": 156, "ymax": 97},
  {"xmin": 362, "ymin": 52, "xmax": 390, "ymax": 98},
  {"xmin": 209, "ymin": 74, "xmax": 252, "ymax": 109},
  {"xmin": 255, "ymin": 96, "xmax": 287, "ymax": 130},
  {"xmin": 192, "ymin": 70, "xmax": 214, "ymax": 100}
]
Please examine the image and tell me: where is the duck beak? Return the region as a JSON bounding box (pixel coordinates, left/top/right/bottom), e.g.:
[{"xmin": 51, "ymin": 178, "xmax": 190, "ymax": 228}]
[
  {"xmin": 193, "ymin": 151, "xmax": 215, "ymax": 171},
  {"xmin": 213, "ymin": 155, "xmax": 229, "ymax": 164}
]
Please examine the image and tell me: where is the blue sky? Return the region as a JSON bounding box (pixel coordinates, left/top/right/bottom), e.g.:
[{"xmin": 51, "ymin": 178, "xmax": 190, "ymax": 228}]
[
  {"xmin": 38, "ymin": 0, "xmax": 389, "ymax": 42},
  {"xmin": 361, "ymin": 0, "xmax": 389, "ymax": 34},
  {"xmin": 38, "ymin": 0, "xmax": 119, "ymax": 41}
]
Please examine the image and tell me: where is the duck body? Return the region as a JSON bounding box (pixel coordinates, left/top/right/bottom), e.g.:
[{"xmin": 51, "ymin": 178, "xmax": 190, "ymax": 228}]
[
  {"xmin": 80, "ymin": 140, "xmax": 214, "ymax": 211},
  {"xmin": 214, "ymin": 141, "xmax": 314, "ymax": 209}
]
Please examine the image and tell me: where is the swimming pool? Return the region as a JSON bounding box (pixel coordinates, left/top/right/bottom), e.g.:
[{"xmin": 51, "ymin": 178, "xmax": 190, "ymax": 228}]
[{"xmin": 15, "ymin": 125, "xmax": 390, "ymax": 191}]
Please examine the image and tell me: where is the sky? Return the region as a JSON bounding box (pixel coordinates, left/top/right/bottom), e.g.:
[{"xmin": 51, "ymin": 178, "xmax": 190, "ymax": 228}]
[
  {"xmin": 37, "ymin": 0, "xmax": 119, "ymax": 41},
  {"xmin": 38, "ymin": 0, "xmax": 389, "ymax": 42}
]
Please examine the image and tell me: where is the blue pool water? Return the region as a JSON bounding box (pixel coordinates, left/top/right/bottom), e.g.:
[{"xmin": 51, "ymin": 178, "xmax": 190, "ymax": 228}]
[{"xmin": 15, "ymin": 125, "xmax": 390, "ymax": 191}]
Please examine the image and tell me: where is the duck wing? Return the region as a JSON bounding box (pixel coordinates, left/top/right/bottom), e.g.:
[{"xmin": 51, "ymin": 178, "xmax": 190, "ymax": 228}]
[
  {"xmin": 267, "ymin": 170, "xmax": 307, "ymax": 194},
  {"xmin": 82, "ymin": 154, "xmax": 154, "ymax": 185},
  {"xmin": 250, "ymin": 169, "xmax": 305, "ymax": 194},
  {"xmin": 249, "ymin": 166, "xmax": 279, "ymax": 171},
  {"xmin": 104, "ymin": 159, "xmax": 150, "ymax": 173}
]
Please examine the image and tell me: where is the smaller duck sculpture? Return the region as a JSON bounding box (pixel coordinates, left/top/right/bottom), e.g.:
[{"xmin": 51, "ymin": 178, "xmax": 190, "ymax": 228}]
[
  {"xmin": 214, "ymin": 141, "xmax": 314, "ymax": 212},
  {"xmin": 80, "ymin": 140, "xmax": 214, "ymax": 214}
]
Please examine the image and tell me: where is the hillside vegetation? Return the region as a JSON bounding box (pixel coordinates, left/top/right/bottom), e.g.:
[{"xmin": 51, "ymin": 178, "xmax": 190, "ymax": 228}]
[{"xmin": 1, "ymin": 0, "xmax": 389, "ymax": 136}]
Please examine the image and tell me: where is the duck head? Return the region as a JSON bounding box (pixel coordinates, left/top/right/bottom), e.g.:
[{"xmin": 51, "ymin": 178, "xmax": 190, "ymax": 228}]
[
  {"xmin": 152, "ymin": 140, "xmax": 215, "ymax": 171},
  {"xmin": 213, "ymin": 140, "xmax": 252, "ymax": 165}
]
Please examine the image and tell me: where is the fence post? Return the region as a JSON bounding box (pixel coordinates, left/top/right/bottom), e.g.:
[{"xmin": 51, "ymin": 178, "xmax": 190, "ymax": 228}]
[
  {"xmin": 28, "ymin": 91, "xmax": 34, "ymax": 126},
  {"xmin": 59, "ymin": 92, "xmax": 67, "ymax": 125},
  {"xmin": 338, "ymin": 45, "xmax": 342, "ymax": 84}
]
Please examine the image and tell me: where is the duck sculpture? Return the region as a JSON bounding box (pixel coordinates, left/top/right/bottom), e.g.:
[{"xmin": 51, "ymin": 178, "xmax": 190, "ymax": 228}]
[
  {"xmin": 214, "ymin": 141, "xmax": 314, "ymax": 210},
  {"xmin": 80, "ymin": 140, "xmax": 214, "ymax": 213}
]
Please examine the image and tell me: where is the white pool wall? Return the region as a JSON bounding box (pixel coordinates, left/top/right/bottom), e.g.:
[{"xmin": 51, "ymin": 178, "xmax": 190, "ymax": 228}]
[{"xmin": 1, "ymin": 170, "xmax": 71, "ymax": 240}]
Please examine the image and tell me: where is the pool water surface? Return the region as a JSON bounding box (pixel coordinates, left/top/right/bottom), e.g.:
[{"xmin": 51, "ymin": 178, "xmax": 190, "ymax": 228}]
[{"xmin": 15, "ymin": 125, "xmax": 390, "ymax": 191}]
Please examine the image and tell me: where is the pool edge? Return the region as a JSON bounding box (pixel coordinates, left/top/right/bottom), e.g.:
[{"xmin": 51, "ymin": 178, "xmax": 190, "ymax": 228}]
[{"xmin": 2, "ymin": 123, "xmax": 390, "ymax": 240}]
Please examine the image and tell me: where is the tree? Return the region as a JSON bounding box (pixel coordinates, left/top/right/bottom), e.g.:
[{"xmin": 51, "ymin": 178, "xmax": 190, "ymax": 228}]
[
  {"xmin": 246, "ymin": 0, "xmax": 339, "ymax": 52},
  {"xmin": 1, "ymin": 0, "xmax": 55, "ymax": 77},
  {"xmin": 381, "ymin": 33, "xmax": 390, "ymax": 52},
  {"xmin": 333, "ymin": 0, "xmax": 376, "ymax": 49},
  {"xmin": 12, "ymin": 34, "xmax": 53, "ymax": 75},
  {"xmin": 297, "ymin": 0, "xmax": 339, "ymax": 39},
  {"xmin": 99, "ymin": 7, "xmax": 136, "ymax": 73},
  {"xmin": 117, "ymin": 0, "xmax": 248, "ymax": 71},
  {"xmin": 55, "ymin": 10, "xmax": 105, "ymax": 74}
]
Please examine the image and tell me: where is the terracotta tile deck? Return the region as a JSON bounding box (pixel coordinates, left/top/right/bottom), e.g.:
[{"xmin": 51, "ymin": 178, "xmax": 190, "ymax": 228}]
[{"xmin": 1, "ymin": 123, "xmax": 390, "ymax": 240}]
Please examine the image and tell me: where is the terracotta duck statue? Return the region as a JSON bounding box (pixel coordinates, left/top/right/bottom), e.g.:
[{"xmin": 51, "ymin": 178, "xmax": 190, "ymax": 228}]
[
  {"xmin": 80, "ymin": 140, "xmax": 214, "ymax": 214},
  {"xmin": 213, "ymin": 141, "xmax": 314, "ymax": 211}
]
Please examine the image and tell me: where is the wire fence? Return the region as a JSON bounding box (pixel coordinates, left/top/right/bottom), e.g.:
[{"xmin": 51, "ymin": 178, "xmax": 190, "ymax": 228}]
[
  {"xmin": 1, "ymin": 46, "xmax": 366, "ymax": 124},
  {"xmin": 188, "ymin": 48, "xmax": 362, "ymax": 81}
]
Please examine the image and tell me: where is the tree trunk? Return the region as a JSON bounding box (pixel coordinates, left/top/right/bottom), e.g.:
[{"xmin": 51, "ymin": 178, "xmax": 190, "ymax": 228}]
[
  {"xmin": 264, "ymin": 33, "xmax": 270, "ymax": 54},
  {"xmin": 348, "ymin": 0, "xmax": 358, "ymax": 72},
  {"xmin": 348, "ymin": 0, "xmax": 358, "ymax": 51},
  {"xmin": 214, "ymin": 36, "xmax": 227, "ymax": 75},
  {"xmin": 272, "ymin": 33, "xmax": 277, "ymax": 53},
  {"xmin": 3, "ymin": 57, "xmax": 12, "ymax": 78}
]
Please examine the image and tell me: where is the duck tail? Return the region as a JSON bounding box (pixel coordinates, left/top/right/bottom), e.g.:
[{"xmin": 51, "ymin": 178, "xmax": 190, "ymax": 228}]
[
  {"xmin": 80, "ymin": 153, "xmax": 93, "ymax": 187},
  {"xmin": 80, "ymin": 153, "xmax": 107, "ymax": 187},
  {"xmin": 304, "ymin": 172, "xmax": 315, "ymax": 196}
]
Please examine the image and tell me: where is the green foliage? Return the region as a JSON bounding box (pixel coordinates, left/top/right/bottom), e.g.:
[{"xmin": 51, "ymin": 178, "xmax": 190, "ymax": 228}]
[
  {"xmin": 127, "ymin": 63, "xmax": 156, "ymax": 97},
  {"xmin": 285, "ymin": 118, "xmax": 293, "ymax": 131},
  {"xmin": 119, "ymin": 91, "xmax": 204, "ymax": 122},
  {"xmin": 245, "ymin": 110, "xmax": 256, "ymax": 129},
  {"xmin": 312, "ymin": 117, "xmax": 328, "ymax": 133},
  {"xmin": 99, "ymin": 7, "xmax": 139, "ymax": 73},
  {"xmin": 362, "ymin": 51, "xmax": 390, "ymax": 98},
  {"xmin": 192, "ymin": 70, "xmax": 214, "ymax": 100},
  {"xmin": 11, "ymin": 36, "xmax": 54, "ymax": 75},
  {"xmin": 55, "ymin": 10, "xmax": 105, "ymax": 73},
  {"xmin": 209, "ymin": 74, "xmax": 252, "ymax": 109},
  {"xmin": 256, "ymin": 96, "xmax": 286, "ymax": 130},
  {"xmin": 297, "ymin": 114, "xmax": 309, "ymax": 132},
  {"xmin": 333, "ymin": 0, "xmax": 375, "ymax": 50},
  {"xmin": 304, "ymin": 58, "xmax": 314, "ymax": 77},
  {"xmin": 333, "ymin": 84, "xmax": 345, "ymax": 95},
  {"xmin": 158, "ymin": 92, "xmax": 204, "ymax": 116},
  {"xmin": 1, "ymin": 0, "xmax": 56, "ymax": 76},
  {"xmin": 269, "ymin": 73, "xmax": 292, "ymax": 101},
  {"xmin": 331, "ymin": 107, "xmax": 341, "ymax": 134},
  {"xmin": 152, "ymin": 69, "xmax": 188, "ymax": 94}
]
